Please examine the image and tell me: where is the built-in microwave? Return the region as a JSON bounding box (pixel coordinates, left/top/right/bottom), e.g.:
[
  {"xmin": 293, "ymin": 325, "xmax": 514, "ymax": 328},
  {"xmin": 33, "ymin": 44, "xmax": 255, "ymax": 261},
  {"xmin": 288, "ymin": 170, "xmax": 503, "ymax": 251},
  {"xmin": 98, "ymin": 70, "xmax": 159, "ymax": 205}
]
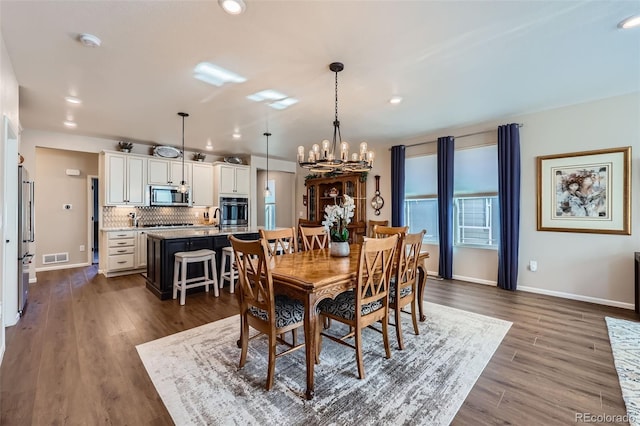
[
  {"xmin": 220, "ymin": 197, "xmax": 248, "ymax": 227},
  {"xmin": 149, "ymin": 185, "xmax": 192, "ymax": 207}
]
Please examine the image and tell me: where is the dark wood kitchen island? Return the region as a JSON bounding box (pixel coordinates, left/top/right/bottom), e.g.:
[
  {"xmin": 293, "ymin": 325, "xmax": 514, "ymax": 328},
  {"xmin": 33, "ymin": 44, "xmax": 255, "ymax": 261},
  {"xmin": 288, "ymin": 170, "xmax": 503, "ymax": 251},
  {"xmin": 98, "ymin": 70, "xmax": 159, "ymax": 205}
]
[{"xmin": 145, "ymin": 228, "xmax": 259, "ymax": 300}]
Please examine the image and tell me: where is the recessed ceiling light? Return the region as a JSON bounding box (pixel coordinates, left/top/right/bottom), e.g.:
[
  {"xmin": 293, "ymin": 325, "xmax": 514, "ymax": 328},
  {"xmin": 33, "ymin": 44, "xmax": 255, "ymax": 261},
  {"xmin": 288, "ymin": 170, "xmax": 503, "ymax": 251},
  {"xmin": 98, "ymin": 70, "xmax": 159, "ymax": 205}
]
[
  {"xmin": 193, "ymin": 62, "xmax": 246, "ymax": 87},
  {"xmin": 232, "ymin": 132, "xmax": 242, "ymax": 140},
  {"xmin": 64, "ymin": 121, "xmax": 77, "ymax": 128},
  {"xmin": 78, "ymin": 33, "xmax": 101, "ymax": 48},
  {"xmin": 389, "ymin": 96, "xmax": 403, "ymax": 105},
  {"xmin": 618, "ymin": 15, "xmax": 640, "ymax": 29},
  {"xmin": 206, "ymin": 138, "xmax": 214, "ymax": 150},
  {"xmin": 218, "ymin": 0, "xmax": 246, "ymax": 15},
  {"xmin": 65, "ymin": 96, "xmax": 82, "ymax": 104}
]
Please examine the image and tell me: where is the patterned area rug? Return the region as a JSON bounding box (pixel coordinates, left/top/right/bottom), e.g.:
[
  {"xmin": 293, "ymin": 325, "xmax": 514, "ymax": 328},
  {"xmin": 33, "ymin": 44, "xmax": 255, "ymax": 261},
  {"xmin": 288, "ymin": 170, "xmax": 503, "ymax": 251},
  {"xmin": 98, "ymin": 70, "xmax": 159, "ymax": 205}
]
[
  {"xmin": 137, "ymin": 302, "xmax": 511, "ymax": 425},
  {"xmin": 606, "ymin": 317, "xmax": 640, "ymax": 426}
]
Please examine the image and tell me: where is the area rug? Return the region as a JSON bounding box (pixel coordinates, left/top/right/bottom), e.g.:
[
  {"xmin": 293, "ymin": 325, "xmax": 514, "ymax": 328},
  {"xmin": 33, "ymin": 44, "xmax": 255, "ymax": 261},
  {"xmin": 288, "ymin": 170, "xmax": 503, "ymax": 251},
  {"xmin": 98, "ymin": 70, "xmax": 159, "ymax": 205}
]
[
  {"xmin": 136, "ymin": 302, "xmax": 512, "ymax": 425},
  {"xmin": 605, "ymin": 317, "xmax": 640, "ymax": 426}
]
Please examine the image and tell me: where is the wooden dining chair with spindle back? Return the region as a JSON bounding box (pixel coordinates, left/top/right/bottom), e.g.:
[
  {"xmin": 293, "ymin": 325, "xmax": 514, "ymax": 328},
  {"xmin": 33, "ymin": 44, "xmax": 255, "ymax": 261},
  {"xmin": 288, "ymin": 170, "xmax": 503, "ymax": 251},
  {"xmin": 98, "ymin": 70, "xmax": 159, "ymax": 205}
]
[
  {"xmin": 228, "ymin": 235, "xmax": 305, "ymax": 390},
  {"xmin": 299, "ymin": 226, "xmax": 329, "ymax": 251},
  {"xmin": 317, "ymin": 235, "xmax": 398, "ymax": 379},
  {"xmin": 367, "ymin": 220, "xmax": 389, "ymax": 238},
  {"xmin": 259, "ymin": 227, "xmax": 298, "ymax": 256},
  {"xmin": 389, "ymin": 230, "xmax": 425, "ymax": 349}
]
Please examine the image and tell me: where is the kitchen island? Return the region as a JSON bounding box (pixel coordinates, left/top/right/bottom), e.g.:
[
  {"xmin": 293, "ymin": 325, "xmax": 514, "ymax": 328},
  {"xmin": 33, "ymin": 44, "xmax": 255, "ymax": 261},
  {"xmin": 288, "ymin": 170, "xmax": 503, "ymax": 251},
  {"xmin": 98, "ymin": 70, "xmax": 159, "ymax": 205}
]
[{"xmin": 145, "ymin": 227, "xmax": 260, "ymax": 300}]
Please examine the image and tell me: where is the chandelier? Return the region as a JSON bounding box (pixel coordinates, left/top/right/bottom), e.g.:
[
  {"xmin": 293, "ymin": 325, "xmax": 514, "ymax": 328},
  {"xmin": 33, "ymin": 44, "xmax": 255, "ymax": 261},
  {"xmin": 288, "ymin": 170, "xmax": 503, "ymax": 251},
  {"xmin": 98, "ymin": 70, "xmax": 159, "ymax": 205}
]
[{"xmin": 297, "ymin": 62, "xmax": 374, "ymax": 173}]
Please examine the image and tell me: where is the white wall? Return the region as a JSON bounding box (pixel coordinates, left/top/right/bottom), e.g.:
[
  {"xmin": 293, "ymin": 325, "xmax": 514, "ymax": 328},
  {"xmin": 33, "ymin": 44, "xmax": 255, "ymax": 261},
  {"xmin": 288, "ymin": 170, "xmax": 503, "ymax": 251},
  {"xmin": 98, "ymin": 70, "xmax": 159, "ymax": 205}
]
[{"xmin": 0, "ymin": 32, "xmax": 20, "ymax": 360}]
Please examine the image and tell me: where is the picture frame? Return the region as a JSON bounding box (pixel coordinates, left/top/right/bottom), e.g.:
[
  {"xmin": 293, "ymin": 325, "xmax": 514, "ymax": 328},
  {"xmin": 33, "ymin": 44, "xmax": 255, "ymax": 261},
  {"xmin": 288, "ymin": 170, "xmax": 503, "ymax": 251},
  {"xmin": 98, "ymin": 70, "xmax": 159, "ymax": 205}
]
[{"xmin": 537, "ymin": 146, "xmax": 631, "ymax": 235}]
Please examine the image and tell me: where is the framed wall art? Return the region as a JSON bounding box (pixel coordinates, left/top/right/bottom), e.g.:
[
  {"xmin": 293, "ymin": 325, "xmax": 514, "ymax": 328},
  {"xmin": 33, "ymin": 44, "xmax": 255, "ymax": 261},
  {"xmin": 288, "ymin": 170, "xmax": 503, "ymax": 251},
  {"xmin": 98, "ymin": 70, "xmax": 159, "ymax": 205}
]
[{"xmin": 537, "ymin": 146, "xmax": 631, "ymax": 235}]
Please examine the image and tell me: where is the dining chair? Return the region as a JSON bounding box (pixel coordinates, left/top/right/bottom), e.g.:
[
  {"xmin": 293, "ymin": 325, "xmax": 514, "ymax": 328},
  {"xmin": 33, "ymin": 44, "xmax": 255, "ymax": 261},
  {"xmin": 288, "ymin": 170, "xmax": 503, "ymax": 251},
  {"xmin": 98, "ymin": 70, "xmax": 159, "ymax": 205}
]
[
  {"xmin": 317, "ymin": 234, "xmax": 398, "ymax": 379},
  {"xmin": 372, "ymin": 224, "xmax": 408, "ymax": 238},
  {"xmin": 389, "ymin": 230, "xmax": 425, "ymax": 350},
  {"xmin": 299, "ymin": 226, "xmax": 329, "ymax": 251},
  {"xmin": 259, "ymin": 227, "xmax": 298, "ymax": 255},
  {"xmin": 228, "ymin": 235, "xmax": 305, "ymax": 391},
  {"xmin": 367, "ymin": 220, "xmax": 389, "ymax": 238}
]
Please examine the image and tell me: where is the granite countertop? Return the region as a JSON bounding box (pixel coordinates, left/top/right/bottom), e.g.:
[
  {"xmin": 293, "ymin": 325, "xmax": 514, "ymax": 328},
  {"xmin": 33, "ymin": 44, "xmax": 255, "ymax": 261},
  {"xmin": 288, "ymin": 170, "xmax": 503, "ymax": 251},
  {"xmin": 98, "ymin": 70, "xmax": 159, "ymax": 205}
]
[
  {"xmin": 101, "ymin": 224, "xmax": 221, "ymax": 232},
  {"xmin": 144, "ymin": 227, "xmax": 260, "ymax": 239}
]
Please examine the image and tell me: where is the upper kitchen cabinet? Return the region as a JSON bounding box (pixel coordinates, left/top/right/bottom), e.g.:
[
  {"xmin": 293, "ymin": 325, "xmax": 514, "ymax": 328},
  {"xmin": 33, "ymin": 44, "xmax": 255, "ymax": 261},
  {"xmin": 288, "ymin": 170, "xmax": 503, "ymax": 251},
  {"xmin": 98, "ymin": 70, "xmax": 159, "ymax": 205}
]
[
  {"xmin": 148, "ymin": 158, "xmax": 192, "ymax": 186},
  {"xmin": 214, "ymin": 163, "xmax": 250, "ymax": 197},
  {"xmin": 191, "ymin": 162, "xmax": 214, "ymax": 206},
  {"xmin": 100, "ymin": 152, "xmax": 147, "ymax": 206}
]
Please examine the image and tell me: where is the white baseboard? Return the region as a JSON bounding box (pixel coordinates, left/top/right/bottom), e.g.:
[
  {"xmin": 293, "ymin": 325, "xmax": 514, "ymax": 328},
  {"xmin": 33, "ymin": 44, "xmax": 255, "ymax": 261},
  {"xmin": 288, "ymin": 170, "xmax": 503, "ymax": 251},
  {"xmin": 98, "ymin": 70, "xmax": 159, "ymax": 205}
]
[
  {"xmin": 428, "ymin": 271, "xmax": 633, "ymax": 310},
  {"xmin": 518, "ymin": 285, "xmax": 635, "ymax": 310},
  {"xmin": 35, "ymin": 262, "xmax": 90, "ymax": 272}
]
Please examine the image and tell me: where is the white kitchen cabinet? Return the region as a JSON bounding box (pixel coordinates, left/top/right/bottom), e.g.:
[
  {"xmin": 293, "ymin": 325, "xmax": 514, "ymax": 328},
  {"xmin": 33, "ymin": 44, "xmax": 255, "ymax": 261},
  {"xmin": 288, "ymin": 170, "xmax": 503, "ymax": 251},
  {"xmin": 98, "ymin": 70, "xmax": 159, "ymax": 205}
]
[
  {"xmin": 136, "ymin": 230, "xmax": 147, "ymax": 268},
  {"xmin": 102, "ymin": 152, "xmax": 147, "ymax": 206},
  {"xmin": 191, "ymin": 162, "xmax": 214, "ymax": 206},
  {"xmin": 214, "ymin": 163, "xmax": 250, "ymax": 197},
  {"xmin": 148, "ymin": 158, "xmax": 192, "ymax": 186}
]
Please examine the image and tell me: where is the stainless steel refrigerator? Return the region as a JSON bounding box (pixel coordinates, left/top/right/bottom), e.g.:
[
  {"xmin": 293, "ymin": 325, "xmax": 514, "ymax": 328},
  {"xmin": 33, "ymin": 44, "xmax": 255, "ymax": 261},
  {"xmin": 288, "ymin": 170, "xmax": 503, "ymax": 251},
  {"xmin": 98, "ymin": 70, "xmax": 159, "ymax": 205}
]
[{"xmin": 18, "ymin": 165, "xmax": 34, "ymax": 316}]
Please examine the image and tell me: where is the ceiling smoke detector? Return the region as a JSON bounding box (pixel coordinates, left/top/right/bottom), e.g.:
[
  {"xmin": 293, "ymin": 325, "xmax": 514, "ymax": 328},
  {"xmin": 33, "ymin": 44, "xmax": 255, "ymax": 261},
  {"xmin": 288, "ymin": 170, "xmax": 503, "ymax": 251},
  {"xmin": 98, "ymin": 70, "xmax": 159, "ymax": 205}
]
[{"xmin": 78, "ymin": 33, "xmax": 101, "ymax": 48}]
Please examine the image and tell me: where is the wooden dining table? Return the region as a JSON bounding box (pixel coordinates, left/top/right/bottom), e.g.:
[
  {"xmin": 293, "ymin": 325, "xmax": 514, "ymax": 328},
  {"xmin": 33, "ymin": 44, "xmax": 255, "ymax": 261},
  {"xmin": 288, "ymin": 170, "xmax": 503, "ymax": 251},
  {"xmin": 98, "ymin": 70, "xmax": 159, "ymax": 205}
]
[{"xmin": 268, "ymin": 244, "xmax": 430, "ymax": 400}]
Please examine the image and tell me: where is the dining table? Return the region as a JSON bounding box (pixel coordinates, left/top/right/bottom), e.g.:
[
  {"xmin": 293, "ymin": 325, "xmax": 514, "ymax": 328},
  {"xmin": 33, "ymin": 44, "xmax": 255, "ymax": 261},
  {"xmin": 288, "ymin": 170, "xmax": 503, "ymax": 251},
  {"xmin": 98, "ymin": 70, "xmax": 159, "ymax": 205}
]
[{"xmin": 268, "ymin": 244, "xmax": 430, "ymax": 400}]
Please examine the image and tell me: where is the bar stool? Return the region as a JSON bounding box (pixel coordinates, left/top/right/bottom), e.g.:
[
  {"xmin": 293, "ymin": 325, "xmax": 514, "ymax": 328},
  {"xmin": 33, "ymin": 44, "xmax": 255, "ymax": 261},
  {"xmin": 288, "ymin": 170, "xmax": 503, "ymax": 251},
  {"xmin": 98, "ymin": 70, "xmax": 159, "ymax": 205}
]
[
  {"xmin": 173, "ymin": 249, "xmax": 218, "ymax": 305},
  {"xmin": 219, "ymin": 246, "xmax": 237, "ymax": 293}
]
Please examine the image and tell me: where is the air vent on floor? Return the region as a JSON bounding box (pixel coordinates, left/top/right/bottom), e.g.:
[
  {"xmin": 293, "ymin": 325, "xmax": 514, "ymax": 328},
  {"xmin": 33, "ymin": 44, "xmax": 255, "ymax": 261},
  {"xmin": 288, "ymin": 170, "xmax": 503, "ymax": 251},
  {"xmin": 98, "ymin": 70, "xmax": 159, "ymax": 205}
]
[{"xmin": 42, "ymin": 252, "xmax": 69, "ymax": 264}]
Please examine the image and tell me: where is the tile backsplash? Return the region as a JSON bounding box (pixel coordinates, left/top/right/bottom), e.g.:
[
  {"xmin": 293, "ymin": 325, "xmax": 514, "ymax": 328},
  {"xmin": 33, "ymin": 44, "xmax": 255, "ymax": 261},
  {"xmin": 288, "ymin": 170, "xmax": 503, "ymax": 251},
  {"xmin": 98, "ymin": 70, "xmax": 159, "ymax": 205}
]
[{"xmin": 102, "ymin": 206, "xmax": 211, "ymax": 228}]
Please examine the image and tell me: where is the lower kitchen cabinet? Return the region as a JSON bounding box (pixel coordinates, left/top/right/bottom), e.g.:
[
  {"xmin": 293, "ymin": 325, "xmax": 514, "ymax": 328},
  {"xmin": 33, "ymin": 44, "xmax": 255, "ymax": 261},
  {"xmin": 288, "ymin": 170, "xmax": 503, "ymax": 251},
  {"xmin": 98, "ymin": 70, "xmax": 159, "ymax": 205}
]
[
  {"xmin": 101, "ymin": 229, "xmax": 148, "ymax": 276},
  {"xmin": 145, "ymin": 232, "xmax": 259, "ymax": 300}
]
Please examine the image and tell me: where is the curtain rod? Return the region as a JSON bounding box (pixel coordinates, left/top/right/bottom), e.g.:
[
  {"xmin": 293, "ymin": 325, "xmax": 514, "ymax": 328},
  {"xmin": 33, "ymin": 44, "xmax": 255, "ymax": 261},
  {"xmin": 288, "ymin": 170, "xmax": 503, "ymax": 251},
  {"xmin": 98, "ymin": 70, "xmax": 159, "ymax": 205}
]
[{"xmin": 400, "ymin": 123, "xmax": 524, "ymax": 149}]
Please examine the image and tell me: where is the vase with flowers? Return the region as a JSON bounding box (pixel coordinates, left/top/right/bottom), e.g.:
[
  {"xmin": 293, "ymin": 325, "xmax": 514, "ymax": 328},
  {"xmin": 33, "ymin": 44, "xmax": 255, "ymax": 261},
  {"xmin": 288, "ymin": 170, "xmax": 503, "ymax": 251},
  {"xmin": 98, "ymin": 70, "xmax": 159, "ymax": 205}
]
[{"xmin": 322, "ymin": 194, "xmax": 355, "ymax": 257}]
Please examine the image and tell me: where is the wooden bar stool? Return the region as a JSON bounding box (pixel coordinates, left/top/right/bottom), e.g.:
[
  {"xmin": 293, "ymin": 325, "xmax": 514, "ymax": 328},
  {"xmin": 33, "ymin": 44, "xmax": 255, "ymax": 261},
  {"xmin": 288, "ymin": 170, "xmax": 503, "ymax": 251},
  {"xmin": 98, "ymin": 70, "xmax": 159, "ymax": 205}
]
[
  {"xmin": 219, "ymin": 246, "xmax": 238, "ymax": 293},
  {"xmin": 173, "ymin": 249, "xmax": 218, "ymax": 305}
]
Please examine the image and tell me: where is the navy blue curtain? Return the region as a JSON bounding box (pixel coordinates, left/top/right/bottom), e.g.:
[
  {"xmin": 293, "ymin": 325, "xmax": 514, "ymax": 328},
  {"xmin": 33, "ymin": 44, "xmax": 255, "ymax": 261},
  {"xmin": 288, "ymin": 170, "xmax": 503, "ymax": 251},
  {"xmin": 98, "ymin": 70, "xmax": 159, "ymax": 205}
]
[
  {"xmin": 437, "ymin": 136, "xmax": 454, "ymax": 279},
  {"xmin": 497, "ymin": 124, "xmax": 521, "ymax": 291},
  {"xmin": 391, "ymin": 145, "xmax": 406, "ymax": 227}
]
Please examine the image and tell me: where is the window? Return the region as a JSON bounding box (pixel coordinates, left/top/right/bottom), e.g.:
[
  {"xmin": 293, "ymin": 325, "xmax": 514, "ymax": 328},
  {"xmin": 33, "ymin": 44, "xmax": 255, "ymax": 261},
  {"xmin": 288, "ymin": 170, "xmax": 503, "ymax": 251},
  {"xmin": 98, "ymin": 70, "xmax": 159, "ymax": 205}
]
[
  {"xmin": 404, "ymin": 145, "xmax": 500, "ymax": 248},
  {"xmin": 264, "ymin": 179, "xmax": 276, "ymax": 230}
]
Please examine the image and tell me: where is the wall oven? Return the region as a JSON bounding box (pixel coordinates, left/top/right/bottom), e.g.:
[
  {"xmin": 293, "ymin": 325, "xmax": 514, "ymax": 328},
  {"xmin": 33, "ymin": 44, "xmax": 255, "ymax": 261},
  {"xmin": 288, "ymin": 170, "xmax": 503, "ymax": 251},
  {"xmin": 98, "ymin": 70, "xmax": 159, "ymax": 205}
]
[
  {"xmin": 220, "ymin": 197, "xmax": 248, "ymax": 227},
  {"xmin": 149, "ymin": 185, "xmax": 192, "ymax": 207}
]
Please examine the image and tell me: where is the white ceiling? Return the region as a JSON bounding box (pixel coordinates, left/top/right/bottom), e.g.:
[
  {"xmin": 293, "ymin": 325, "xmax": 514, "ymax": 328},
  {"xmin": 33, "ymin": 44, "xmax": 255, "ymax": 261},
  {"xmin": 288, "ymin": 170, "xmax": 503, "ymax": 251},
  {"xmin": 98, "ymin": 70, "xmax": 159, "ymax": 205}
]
[{"xmin": 1, "ymin": 1, "xmax": 638, "ymax": 161}]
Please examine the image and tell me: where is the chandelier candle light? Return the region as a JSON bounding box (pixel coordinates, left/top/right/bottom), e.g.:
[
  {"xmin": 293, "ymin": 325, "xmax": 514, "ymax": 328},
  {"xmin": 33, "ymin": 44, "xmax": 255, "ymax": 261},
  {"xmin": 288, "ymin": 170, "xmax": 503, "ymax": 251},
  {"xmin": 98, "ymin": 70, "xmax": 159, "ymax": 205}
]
[
  {"xmin": 297, "ymin": 62, "xmax": 374, "ymax": 173},
  {"xmin": 264, "ymin": 131, "xmax": 271, "ymax": 197},
  {"xmin": 178, "ymin": 112, "xmax": 189, "ymax": 194}
]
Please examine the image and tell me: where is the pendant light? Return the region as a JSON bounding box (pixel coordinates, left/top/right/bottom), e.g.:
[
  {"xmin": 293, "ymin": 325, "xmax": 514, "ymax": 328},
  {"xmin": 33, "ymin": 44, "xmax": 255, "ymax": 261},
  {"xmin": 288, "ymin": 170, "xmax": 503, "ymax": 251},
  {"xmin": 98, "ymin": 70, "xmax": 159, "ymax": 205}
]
[
  {"xmin": 177, "ymin": 112, "xmax": 189, "ymax": 193},
  {"xmin": 264, "ymin": 131, "xmax": 271, "ymax": 197},
  {"xmin": 296, "ymin": 62, "xmax": 374, "ymax": 173}
]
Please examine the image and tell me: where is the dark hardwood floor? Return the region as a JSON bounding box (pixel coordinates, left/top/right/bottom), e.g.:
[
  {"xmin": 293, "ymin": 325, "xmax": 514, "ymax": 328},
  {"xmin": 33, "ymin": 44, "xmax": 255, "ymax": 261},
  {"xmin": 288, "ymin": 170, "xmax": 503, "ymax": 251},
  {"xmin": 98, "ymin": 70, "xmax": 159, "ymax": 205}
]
[{"xmin": 1, "ymin": 265, "xmax": 636, "ymax": 425}]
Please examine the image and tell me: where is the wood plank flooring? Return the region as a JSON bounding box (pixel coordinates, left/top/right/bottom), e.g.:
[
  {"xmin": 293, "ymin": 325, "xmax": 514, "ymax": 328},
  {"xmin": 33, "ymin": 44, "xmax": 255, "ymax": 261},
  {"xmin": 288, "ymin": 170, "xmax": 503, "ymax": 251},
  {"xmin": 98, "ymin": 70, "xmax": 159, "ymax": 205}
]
[{"xmin": 1, "ymin": 265, "xmax": 636, "ymax": 425}]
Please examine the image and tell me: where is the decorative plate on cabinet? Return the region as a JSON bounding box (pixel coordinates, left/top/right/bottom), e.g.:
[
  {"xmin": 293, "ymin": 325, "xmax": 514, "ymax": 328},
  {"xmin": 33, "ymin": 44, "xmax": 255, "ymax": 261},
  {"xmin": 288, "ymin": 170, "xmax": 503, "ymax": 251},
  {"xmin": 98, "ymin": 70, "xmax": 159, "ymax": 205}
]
[
  {"xmin": 224, "ymin": 156, "xmax": 244, "ymax": 165},
  {"xmin": 153, "ymin": 145, "xmax": 181, "ymax": 158}
]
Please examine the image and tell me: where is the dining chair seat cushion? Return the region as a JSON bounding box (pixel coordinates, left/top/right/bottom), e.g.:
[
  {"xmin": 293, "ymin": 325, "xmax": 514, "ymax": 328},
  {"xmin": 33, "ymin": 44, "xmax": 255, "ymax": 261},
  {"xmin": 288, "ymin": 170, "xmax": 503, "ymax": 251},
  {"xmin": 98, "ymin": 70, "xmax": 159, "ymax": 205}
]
[
  {"xmin": 318, "ymin": 290, "xmax": 383, "ymax": 321},
  {"xmin": 248, "ymin": 295, "xmax": 304, "ymax": 328},
  {"xmin": 389, "ymin": 280, "xmax": 413, "ymax": 302}
]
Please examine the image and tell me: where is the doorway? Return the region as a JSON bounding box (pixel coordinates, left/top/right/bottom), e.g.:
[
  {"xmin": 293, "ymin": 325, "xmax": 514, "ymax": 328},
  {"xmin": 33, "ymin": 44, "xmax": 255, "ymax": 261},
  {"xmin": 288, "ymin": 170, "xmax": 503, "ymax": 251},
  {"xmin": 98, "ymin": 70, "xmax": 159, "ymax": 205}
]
[{"xmin": 87, "ymin": 176, "xmax": 99, "ymax": 264}]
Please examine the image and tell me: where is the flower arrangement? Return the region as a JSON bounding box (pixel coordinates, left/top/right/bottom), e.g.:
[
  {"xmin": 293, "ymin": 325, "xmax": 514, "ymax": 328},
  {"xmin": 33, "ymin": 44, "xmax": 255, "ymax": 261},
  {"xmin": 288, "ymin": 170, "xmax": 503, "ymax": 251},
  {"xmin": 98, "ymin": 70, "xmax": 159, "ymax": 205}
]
[
  {"xmin": 322, "ymin": 194, "xmax": 355, "ymax": 242},
  {"xmin": 118, "ymin": 141, "xmax": 133, "ymax": 152}
]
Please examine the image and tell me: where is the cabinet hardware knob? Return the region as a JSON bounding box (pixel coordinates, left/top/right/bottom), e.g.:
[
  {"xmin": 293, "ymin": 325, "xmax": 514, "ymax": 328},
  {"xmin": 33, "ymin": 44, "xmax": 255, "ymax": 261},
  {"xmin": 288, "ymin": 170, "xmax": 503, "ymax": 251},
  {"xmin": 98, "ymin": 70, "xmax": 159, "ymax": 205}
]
[{"xmin": 117, "ymin": 261, "xmax": 127, "ymax": 264}]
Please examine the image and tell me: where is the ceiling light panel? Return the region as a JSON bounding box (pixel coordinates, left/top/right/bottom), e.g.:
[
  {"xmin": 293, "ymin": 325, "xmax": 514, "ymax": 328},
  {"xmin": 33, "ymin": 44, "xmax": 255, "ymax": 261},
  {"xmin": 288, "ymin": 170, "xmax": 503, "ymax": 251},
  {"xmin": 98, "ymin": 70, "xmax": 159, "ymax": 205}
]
[
  {"xmin": 247, "ymin": 89, "xmax": 287, "ymax": 102},
  {"xmin": 193, "ymin": 62, "xmax": 247, "ymax": 87},
  {"xmin": 269, "ymin": 98, "xmax": 299, "ymax": 110}
]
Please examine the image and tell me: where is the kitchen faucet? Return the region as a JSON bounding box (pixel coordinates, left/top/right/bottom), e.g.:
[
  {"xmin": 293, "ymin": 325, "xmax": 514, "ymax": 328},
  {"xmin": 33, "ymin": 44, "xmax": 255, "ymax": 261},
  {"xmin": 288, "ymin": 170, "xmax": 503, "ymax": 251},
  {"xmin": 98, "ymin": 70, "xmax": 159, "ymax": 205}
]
[{"xmin": 213, "ymin": 207, "xmax": 221, "ymax": 230}]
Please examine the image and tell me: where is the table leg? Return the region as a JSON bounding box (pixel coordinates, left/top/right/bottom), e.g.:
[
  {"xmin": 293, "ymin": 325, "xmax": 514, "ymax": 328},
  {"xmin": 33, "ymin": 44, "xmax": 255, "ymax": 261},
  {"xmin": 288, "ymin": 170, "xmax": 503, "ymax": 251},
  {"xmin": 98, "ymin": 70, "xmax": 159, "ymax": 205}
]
[
  {"xmin": 417, "ymin": 263, "xmax": 427, "ymax": 322},
  {"xmin": 303, "ymin": 296, "xmax": 317, "ymax": 400}
]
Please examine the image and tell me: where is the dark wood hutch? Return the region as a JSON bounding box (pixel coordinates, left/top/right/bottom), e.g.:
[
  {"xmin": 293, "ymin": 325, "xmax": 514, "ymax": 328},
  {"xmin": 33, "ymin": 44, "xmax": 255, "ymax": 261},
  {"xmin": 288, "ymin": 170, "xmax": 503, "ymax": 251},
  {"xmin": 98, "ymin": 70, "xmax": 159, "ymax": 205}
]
[{"xmin": 304, "ymin": 172, "xmax": 367, "ymax": 243}]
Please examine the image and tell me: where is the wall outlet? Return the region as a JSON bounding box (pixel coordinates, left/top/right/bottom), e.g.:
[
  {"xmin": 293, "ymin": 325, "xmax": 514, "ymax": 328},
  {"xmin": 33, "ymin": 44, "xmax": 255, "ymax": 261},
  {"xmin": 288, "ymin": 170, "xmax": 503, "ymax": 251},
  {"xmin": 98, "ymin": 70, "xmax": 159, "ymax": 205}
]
[
  {"xmin": 63, "ymin": 204, "xmax": 72, "ymax": 210},
  {"xmin": 79, "ymin": 245, "xmax": 85, "ymax": 252},
  {"xmin": 299, "ymin": 211, "xmax": 304, "ymax": 218},
  {"xmin": 529, "ymin": 260, "xmax": 538, "ymax": 272}
]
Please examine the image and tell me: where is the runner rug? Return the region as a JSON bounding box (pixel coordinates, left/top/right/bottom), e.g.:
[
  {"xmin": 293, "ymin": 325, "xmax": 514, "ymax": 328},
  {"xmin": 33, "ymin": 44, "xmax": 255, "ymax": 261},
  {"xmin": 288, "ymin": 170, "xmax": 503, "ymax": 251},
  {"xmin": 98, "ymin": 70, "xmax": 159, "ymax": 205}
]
[
  {"xmin": 606, "ymin": 317, "xmax": 640, "ymax": 426},
  {"xmin": 136, "ymin": 302, "xmax": 512, "ymax": 425}
]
